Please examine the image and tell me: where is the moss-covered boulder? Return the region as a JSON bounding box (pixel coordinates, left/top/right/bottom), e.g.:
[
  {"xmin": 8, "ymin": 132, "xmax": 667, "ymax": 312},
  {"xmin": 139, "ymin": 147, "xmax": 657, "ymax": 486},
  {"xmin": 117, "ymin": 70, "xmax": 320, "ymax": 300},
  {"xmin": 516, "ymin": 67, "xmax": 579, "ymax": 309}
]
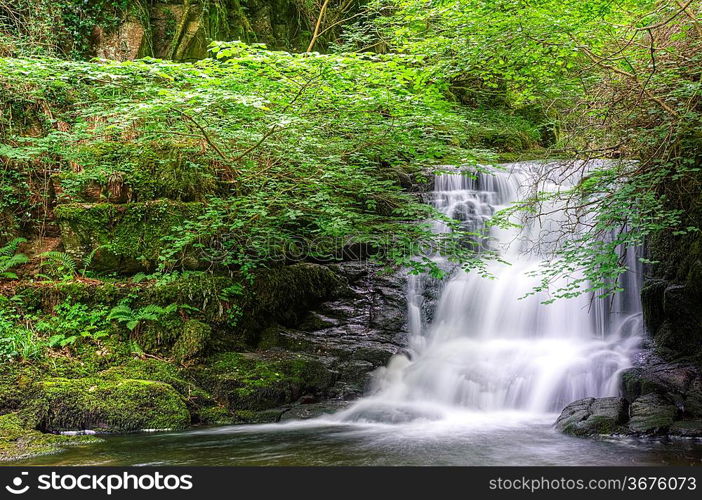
[
  {"xmin": 99, "ymin": 358, "xmax": 228, "ymax": 424},
  {"xmin": 555, "ymin": 397, "xmax": 629, "ymax": 436},
  {"xmin": 172, "ymin": 320, "xmax": 212, "ymax": 364},
  {"xmin": 30, "ymin": 377, "xmax": 190, "ymax": 433},
  {"xmin": 0, "ymin": 412, "xmax": 100, "ymax": 462},
  {"xmin": 56, "ymin": 201, "xmax": 204, "ymax": 273},
  {"xmin": 627, "ymin": 393, "xmax": 679, "ymax": 435},
  {"xmin": 191, "ymin": 352, "xmax": 335, "ymax": 413}
]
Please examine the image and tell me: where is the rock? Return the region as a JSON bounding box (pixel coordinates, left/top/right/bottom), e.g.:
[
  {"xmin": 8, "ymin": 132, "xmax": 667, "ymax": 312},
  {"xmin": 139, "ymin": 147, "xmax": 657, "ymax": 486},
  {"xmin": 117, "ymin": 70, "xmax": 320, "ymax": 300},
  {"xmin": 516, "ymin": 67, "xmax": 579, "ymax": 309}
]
[
  {"xmin": 93, "ymin": 20, "xmax": 146, "ymax": 61},
  {"xmin": 279, "ymin": 400, "xmax": 351, "ymax": 421},
  {"xmin": 262, "ymin": 262, "xmax": 408, "ymax": 397},
  {"xmin": 189, "ymin": 352, "xmax": 336, "ymax": 412},
  {"xmin": 620, "ymin": 358, "xmax": 701, "ymax": 418},
  {"xmin": 628, "ymin": 393, "xmax": 679, "ymax": 435},
  {"xmin": 0, "ymin": 413, "xmax": 101, "ymax": 462},
  {"xmin": 669, "ymin": 420, "xmax": 702, "ymax": 438},
  {"xmin": 171, "ymin": 320, "xmax": 212, "ymax": 364},
  {"xmin": 685, "ymin": 379, "xmax": 702, "ymax": 417},
  {"xmin": 555, "ymin": 397, "xmax": 628, "ymax": 436},
  {"xmin": 640, "ymin": 279, "xmax": 667, "ymax": 335},
  {"xmin": 30, "ymin": 378, "xmax": 191, "ymax": 433}
]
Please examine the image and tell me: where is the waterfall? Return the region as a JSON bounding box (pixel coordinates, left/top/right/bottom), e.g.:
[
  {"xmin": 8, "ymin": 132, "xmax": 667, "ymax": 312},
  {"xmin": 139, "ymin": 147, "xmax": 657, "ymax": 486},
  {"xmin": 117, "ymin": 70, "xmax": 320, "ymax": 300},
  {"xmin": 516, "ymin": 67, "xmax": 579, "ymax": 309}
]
[{"xmin": 337, "ymin": 161, "xmax": 642, "ymax": 423}]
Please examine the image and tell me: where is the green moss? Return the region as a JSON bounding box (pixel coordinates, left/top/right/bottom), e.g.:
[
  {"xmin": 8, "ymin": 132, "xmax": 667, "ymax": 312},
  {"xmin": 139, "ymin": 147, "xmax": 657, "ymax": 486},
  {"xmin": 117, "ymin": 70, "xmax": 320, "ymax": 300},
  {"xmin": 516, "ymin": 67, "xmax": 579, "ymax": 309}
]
[
  {"xmin": 30, "ymin": 377, "xmax": 190, "ymax": 433},
  {"xmin": 172, "ymin": 320, "xmax": 211, "ymax": 364},
  {"xmin": 195, "ymin": 405, "xmax": 235, "ymax": 425},
  {"xmin": 101, "ymin": 358, "xmax": 194, "ymax": 395},
  {"xmin": 0, "ymin": 364, "xmax": 38, "ymax": 415},
  {"xmin": 191, "ymin": 351, "xmax": 334, "ymax": 412},
  {"xmin": 56, "ymin": 201, "xmax": 204, "ymax": 273},
  {"xmin": 0, "ymin": 412, "xmax": 100, "ymax": 462},
  {"xmin": 99, "ymin": 358, "xmax": 228, "ymax": 425}
]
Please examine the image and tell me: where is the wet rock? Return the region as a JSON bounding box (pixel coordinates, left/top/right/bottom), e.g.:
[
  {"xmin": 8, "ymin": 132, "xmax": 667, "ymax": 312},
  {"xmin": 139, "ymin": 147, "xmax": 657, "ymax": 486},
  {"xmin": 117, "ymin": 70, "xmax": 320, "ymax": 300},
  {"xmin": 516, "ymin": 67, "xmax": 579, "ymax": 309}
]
[
  {"xmin": 263, "ymin": 262, "xmax": 408, "ymax": 398},
  {"xmin": 621, "ymin": 358, "xmax": 701, "ymax": 418},
  {"xmin": 555, "ymin": 397, "xmax": 628, "ymax": 436},
  {"xmin": 628, "ymin": 393, "xmax": 679, "ymax": 435},
  {"xmin": 279, "ymin": 400, "xmax": 351, "ymax": 421},
  {"xmin": 670, "ymin": 420, "xmax": 702, "ymax": 438}
]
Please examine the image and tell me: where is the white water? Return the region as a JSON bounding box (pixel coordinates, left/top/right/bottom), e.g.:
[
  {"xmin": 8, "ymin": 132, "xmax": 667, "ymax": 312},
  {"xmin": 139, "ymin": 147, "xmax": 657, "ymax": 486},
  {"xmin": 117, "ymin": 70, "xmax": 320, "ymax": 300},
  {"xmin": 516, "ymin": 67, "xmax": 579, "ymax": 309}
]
[{"xmin": 337, "ymin": 162, "xmax": 642, "ymax": 423}]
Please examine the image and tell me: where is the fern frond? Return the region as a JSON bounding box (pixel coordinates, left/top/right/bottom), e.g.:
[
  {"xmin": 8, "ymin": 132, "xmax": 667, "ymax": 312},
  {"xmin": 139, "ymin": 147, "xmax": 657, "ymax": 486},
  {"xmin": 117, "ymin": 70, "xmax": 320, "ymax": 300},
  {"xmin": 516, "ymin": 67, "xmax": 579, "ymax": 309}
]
[
  {"xmin": 0, "ymin": 238, "xmax": 26, "ymax": 257},
  {"xmin": 0, "ymin": 254, "xmax": 29, "ymax": 273},
  {"xmin": 39, "ymin": 251, "xmax": 77, "ymax": 275}
]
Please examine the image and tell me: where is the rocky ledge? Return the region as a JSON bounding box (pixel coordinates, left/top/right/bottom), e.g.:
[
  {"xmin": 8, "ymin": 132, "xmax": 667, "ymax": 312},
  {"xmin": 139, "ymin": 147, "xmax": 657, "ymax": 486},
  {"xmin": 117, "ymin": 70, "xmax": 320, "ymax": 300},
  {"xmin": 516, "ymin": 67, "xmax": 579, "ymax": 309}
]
[
  {"xmin": 0, "ymin": 261, "xmax": 409, "ymax": 460},
  {"xmin": 556, "ymin": 356, "xmax": 702, "ymax": 438}
]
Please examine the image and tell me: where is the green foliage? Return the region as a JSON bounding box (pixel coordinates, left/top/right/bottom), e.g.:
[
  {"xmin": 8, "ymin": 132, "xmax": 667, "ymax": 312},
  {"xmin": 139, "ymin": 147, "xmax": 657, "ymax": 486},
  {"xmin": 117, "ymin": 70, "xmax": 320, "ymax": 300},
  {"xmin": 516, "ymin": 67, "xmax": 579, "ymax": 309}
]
[
  {"xmin": 0, "ymin": 238, "xmax": 28, "ymax": 280},
  {"xmin": 0, "ymin": 41, "xmax": 509, "ymax": 278},
  {"xmin": 37, "ymin": 251, "xmax": 77, "ymax": 281},
  {"xmin": 0, "ymin": 296, "xmax": 43, "ymax": 361},
  {"xmin": 0, "ymin": 0, "xmax": 132, "ymax": 58},
  {"xmin": 350, "ymin": 0, "xmax": 702, "ymax": 298},
  {"xmin": 35, "ymin": 301, "xmax": 110, "ymax": 349},
  {"xmin": 107, "ymin": 303, "xmax": 179, "ymax": 332}
]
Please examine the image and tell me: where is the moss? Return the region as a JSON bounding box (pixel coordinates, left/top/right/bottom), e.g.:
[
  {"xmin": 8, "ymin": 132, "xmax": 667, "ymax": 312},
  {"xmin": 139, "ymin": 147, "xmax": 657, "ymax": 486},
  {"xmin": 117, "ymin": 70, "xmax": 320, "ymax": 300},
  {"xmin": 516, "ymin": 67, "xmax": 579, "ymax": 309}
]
[
  {"xmin": 100, "ymin": 358, "xmax": 195, "ymax": 395},
  {"xmin": 57, "ymin": 141, "xmax": 219, "ymax": 203},
  {"xmin": 172, "ymin": 320, "xmax": 211, "ymax": 364},
  {"xmin": 56, "ymin": 200, "xmax": 204, "ymax": 273},
  {"xmin": 99, "ymin": 357, "xmax": 229, "ymax": 424},
  {"xmin": 0, "ymin": 364, "xmax": 39, "ymax": 415},
  {"xmin": 0, "ymin": 412, "xmax": 100, "ymax": 462},
  {"xmin": 30, "ymin": 377, "xmax": 190, "ymax": 433},
  {"xmin": 141, "ymin": 273, "xmax": 234, "ymax": 324},
  {"xmin": 195, "ymin": 405, "xmax": 235, "ymax": 425},
  {"xmin": 191, "ymin": 351, "xmax": 334, "ymax": 412},
  {"xmin": 137, "ymin": 318, "xmax": 184, "ymax": 354}
]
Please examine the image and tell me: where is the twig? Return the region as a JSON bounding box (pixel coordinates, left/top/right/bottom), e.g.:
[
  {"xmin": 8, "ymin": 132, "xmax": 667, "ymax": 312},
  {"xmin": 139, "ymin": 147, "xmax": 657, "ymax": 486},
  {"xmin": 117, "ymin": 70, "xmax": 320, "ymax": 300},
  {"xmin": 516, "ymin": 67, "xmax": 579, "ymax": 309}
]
[{"xmin": 169, "ymin": 107, "xmax": 230, "ymax": 162}]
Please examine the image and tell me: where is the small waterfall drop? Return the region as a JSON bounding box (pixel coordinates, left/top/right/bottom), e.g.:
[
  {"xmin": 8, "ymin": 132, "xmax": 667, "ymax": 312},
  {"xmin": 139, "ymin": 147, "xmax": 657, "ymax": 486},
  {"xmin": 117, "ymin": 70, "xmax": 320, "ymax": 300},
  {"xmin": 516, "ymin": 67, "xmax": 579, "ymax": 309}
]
[{"xmin": 338, "ymin": 161, "xmax": 642, "ymax": 423}]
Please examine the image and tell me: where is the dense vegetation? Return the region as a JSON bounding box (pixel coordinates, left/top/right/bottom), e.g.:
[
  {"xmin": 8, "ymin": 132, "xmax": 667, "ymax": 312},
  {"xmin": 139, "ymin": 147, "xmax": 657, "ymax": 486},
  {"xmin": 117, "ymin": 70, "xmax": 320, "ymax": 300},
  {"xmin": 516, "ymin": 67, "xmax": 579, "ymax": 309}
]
[{"xmin": 0, "ymin": 0, "xmax": 700, "ymax": 459}]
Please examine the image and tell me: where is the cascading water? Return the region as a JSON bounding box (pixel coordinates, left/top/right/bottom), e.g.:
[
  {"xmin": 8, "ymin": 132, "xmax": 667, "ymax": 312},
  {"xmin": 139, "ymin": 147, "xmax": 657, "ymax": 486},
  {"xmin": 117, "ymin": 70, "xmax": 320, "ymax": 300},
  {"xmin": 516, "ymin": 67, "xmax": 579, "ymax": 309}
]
[
  {"xmin": 338, "ymin": 161, "xmax": 643, "ymax": 423},
  {"xmin": 23, "ymin": 161, "xmax": 702, "ymax": 467}
]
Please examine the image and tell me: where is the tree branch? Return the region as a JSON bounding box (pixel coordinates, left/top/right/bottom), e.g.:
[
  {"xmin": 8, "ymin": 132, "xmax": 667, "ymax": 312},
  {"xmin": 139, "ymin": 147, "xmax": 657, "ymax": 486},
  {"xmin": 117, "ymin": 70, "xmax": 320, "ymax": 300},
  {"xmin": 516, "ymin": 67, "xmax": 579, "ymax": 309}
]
[{"xmin": 307, "ymin": 0, "xmax": 331, "ymax": 52}]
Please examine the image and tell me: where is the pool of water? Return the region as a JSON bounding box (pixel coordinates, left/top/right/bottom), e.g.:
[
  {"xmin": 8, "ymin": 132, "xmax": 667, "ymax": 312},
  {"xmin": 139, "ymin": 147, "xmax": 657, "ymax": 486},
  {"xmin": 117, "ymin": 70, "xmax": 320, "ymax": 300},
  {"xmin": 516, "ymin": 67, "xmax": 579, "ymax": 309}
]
[{"xmin": 14, "ymin": 412, "xmax": 702, "ymax": 466}]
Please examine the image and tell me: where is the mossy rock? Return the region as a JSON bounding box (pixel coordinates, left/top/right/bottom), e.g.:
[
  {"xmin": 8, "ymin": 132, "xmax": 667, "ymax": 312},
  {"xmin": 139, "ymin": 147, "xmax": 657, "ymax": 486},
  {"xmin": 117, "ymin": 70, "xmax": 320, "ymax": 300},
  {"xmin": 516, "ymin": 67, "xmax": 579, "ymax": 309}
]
[
  {"xmin": 191, "ymin": 351, "xmax": 335, "ymax": 412},
  {"xmin": 627, "ymin": 393, "xmax": 679, "ymax": 435},
  {"xmin": 30, "ymin": 377, "xmax": 190, "ymax": 433},
  {"xmin": 56, "ymin": 200, "xmax": 204, "ymax": 273},
  {"xmin": 195, "ymin": 405, "xmax": 236, "ymax": 425},
  {"xmin": 172, "ymin": 320, "xmax": 212, "ymax": 364},
  {"xmin": 100, "ymin": 358, "xmax": 226, "ymax": 424},
  {"xmin": 0, "ymin": 365, "xmax": 38, "ymax": 415},
  {"xmin": 0, "ymin": 412, "xmax": 100, "ymax": 462},
  {"xmin": 555, "ymin": 397, "xmax": 629, "ymax": 437},
  {"xmin": 101, "ymin": 358, "xmax": 198, "ymax": 396}
]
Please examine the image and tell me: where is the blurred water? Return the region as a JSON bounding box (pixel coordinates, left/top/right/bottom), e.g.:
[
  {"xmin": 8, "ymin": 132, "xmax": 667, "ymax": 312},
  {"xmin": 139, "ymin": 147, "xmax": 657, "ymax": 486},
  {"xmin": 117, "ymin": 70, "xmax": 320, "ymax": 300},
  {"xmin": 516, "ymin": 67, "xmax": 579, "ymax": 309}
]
[{"xmin": 338, "ymin": 162, "xmax": 642, "ymax": 423}]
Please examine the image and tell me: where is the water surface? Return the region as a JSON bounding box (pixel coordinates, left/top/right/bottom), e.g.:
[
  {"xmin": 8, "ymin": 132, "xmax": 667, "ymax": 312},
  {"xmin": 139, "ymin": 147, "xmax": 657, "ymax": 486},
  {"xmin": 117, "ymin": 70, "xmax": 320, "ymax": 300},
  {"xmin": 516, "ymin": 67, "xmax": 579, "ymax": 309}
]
[{"xmin": 17, "ymin": 414, "xmax": 702, "ymax": 466}]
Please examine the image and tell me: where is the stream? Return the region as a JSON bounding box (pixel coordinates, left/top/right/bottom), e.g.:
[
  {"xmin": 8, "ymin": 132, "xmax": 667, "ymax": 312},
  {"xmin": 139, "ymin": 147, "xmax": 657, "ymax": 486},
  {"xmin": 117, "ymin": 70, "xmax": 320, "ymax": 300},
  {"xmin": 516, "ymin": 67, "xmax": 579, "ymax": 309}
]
[{"xmin": 17, "ymin": 161, "xmax": 702, "ymax": 466}]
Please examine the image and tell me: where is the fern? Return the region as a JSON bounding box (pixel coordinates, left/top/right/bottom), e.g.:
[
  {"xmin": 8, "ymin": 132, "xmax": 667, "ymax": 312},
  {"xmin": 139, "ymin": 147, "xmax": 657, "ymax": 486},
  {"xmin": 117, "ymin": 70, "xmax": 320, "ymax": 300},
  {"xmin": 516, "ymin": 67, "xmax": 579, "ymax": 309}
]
[
  {"xmin": 81, "ymin": 244, "xmax": 108, "ymax": 277},
  {"xmin": 0, "ymin": 238, "xmax": 26, "ymax": 257},
  {"xmin": 107, "ymin": 303, "xmax": 180, "ymax": 332},
  {"xmin": 39, "ymin": 251, "xmax": 77, "ymax": 278},
  {"xmin": 0, "ymin": 238, "xmax": 28, "ymax": 279}
]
